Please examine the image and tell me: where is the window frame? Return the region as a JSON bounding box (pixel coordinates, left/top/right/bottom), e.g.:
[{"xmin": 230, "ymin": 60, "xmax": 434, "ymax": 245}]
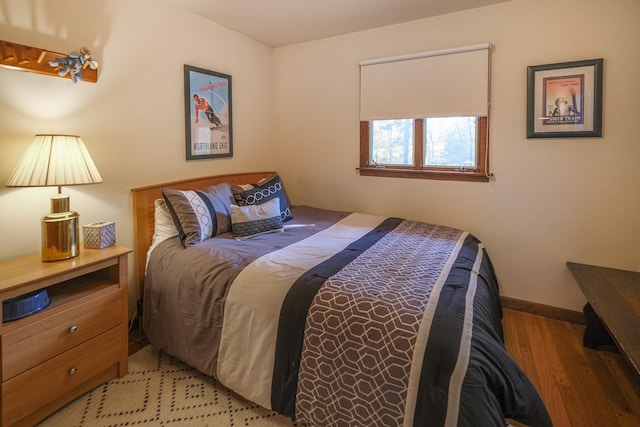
[{"xmin": 359, "ymin": 117, "xmax": 490, "ymax": 182}]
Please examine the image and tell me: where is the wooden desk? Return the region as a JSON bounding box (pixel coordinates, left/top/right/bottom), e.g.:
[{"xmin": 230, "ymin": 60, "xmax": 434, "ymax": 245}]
[{"xmin": 567, "ymin": 262, "xmax": 640, "ymax": 377}]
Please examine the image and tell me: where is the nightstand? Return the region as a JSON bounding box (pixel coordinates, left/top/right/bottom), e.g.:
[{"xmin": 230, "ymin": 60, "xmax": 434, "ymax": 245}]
[{"xmin": 0, "ymin": 245, "xmax": 132, "ymax": 426}]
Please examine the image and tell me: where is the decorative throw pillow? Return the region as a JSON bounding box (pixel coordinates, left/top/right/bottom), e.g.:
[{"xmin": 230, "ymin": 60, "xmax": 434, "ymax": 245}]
[
  {"xmin": 232, "ymin": 174, "xmax": 293, "ymax": 222},
  {"xmin": 162, "ymin": 182, "xmax": 235, "ymax": 247},
  {"xmin": 230, "ymin": 197, "xmax": 284, "ymax": 240}
]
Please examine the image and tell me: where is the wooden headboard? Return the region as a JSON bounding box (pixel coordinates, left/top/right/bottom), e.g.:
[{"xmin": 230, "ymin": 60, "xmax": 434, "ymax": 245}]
[{"xmin": 131, "ymin": 171, "xmax": 277, "ymax": 300}]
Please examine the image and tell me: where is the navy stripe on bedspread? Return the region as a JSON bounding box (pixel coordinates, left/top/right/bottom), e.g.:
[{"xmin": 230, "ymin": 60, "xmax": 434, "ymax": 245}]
[
  {"xmin": 271, "ymin": 217, "xmax": 403, "ymax": 416},
  {"xmin": 413, "ymin": 233, "xmax": 486, "ymax": 426},
  {"xmin": 414, "ymin": 238, "xmax": 553, "ymax": 427}
]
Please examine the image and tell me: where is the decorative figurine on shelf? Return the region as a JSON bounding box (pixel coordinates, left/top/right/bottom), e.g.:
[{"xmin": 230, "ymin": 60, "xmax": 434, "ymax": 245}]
[{"xmin": 48, "ymin": 47, "xmax": 98, "ymax": 83}]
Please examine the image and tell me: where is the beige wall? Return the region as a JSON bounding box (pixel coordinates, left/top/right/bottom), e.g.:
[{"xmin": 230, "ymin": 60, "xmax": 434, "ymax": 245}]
[
  {"xmin": 0, "ymin": 0, "xmax": 275, "ymax": 313},
  {"xmin": 0, "ymin": 0, "xmax": 638, "ymax": 315},
  {"xmin": 273, "ymin": 0, "xmax": 640, "ymax": 311}
]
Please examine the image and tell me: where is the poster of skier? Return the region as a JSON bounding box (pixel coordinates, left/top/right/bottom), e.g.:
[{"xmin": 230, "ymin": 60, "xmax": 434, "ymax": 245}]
[{"xmin": 184, "ymin": 65, "xmax": 233, "ymax": 159}]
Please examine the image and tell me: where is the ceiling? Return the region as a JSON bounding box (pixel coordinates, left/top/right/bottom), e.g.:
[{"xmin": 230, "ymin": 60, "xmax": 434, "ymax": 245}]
[{"xmin": 166, "ymin": 0, "xmax": 510, "ymax": 47}]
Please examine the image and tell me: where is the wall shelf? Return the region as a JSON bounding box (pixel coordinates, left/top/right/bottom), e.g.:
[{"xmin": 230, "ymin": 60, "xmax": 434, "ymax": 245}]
[{"xmin": 0, "ymin": 40, "xmax": 97, "ymax": 83}]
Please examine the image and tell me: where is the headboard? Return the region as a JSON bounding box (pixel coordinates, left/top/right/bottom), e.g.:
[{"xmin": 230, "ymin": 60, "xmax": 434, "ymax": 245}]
[{"xmin": 131, "ymin": 171, "xmax": 277, "ymax": 301}]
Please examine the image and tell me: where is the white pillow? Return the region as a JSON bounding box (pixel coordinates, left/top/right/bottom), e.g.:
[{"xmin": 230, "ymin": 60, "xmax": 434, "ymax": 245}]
[
  {"xmin": 152, "ymin": 198, "xmax": 179, "ymax": 246},
  {"xmin": 146, "ymin": 199, "xmax": 179, "ymax": 271},
  {"xmin": 230, "ymin": 197, "xmax": 284, "ymax": 240}
]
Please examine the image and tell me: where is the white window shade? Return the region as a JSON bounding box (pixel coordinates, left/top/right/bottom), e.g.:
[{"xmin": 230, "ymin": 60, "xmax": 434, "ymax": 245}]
[{"xmin": 359, "ymin": 43, "xmax": 491, "ymax": 121}]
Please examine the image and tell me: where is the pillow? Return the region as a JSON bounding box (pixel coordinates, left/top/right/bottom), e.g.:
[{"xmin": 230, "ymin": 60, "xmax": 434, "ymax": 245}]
[
  {"xmin": 151, "ymin": 199, "xmax": 179, "ymax": 247},
  {"xmin": 232, "ymin": 174, "xmax": 293, "ymax": 222},
  {"xmin": 230, "ymin": 197, "xmax": 284, "ymax": 240},
  {"xmin": 146, "ymin": 199, "xmax": 180, "ymax": 271},
  {"xmin": 162, "ymin": 182, "xmax": 235, "ymax": 247}
]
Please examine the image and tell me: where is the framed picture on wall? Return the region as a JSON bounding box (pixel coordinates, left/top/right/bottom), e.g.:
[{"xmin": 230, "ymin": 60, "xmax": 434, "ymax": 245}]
[
  {"xmin": 526, "ymin": 58, "xmax": 603, "ymax": 138},
  {"xmin": 184, "ymin": 65, "xmax": 233, "ymax": 159}
]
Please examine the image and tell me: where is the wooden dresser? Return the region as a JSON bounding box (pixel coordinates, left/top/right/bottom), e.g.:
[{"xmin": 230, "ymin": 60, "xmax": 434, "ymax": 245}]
[{"xmin": 0, "ymin": 245, "xmax": 131, "ymax": 426}]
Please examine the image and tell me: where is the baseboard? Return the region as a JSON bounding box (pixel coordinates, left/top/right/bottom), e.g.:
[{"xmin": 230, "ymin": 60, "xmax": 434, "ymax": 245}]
[{"xmin": 501, "ymin": 296, "xmax": 586, "ymax": 325}]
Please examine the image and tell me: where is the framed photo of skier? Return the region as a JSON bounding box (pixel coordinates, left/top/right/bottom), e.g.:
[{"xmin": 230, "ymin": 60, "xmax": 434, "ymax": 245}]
[
  {"xmin": 526, "ymin": 58, "xmax": 603, "ymax": 138},
  {"xmin": 184, "ymin": 65, "xmax": 233, "ymax": 159}
]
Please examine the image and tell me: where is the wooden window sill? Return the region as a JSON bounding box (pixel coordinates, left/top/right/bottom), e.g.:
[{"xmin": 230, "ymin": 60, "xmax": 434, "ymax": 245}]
[{"xmin": 357, "ymin": 167, "xmax": 491, "ymax": 182}]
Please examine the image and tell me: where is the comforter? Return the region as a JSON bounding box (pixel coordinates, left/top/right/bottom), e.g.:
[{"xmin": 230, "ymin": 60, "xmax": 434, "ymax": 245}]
[{"xmin": 143, "ymin": 206, "xmax": 551, "ymax": 427}]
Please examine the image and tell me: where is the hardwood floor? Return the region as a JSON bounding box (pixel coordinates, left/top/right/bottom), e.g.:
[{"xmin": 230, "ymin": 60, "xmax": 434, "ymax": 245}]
[
  {"xmin": 128, "ymin": 309, "xmax": 640, "ymax": 426},
  {"xmin": 503, "ymin": 308, "xmax": 640, "ymax": 427}
]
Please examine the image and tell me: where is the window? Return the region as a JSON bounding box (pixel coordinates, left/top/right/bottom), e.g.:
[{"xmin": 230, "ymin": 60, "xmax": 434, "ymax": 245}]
[
  {"xmin": 359, "ymin": 44, "xmax": 492, "ymax": 182},
  {"xmin": 424, "ymin": 117, "xmax": 478, "ymax": 168},
  {"xmin": 360, "ymin": 116, "xmax": 489, "ymax": 181}
]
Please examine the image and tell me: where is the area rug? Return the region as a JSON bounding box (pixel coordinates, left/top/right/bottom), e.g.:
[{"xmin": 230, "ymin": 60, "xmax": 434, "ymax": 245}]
[{"xmin": 38, "ymin": 345, "xmax": 298, "ymax": 426}]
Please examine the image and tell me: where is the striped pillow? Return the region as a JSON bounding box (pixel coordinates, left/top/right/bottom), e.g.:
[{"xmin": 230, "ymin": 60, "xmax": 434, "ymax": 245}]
[
  {"xmin": 232, "ymin": 174, "xmax": 293, "ymax": 222},
  {"xmin": 162, "ymin": 183, "xmax": 235, "ymax": 247},
  {"xmin": 231, "ymin": 197, "xmax": 284, "ymax": 240}
]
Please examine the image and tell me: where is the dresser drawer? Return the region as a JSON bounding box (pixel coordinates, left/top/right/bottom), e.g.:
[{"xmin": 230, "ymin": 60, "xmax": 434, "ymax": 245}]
[
  {"xmin": 2, "ymin": 289, "xmax": 122, "ymax": 380},
  {"xmin": 2, "ymin": 326, "xmax": 121, "ymax": 426}
]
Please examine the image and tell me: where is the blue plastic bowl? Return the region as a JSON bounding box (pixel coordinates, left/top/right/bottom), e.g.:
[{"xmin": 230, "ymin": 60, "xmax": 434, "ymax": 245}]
[{"xmin": 3, "ymin": 289, "xmax": 51, "ymax": 323}]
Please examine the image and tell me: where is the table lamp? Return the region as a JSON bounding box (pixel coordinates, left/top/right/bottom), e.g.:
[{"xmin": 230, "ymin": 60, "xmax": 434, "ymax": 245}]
[{"xmin": 6, "ymin": 134, "xmax": 102, "ymax": 261}]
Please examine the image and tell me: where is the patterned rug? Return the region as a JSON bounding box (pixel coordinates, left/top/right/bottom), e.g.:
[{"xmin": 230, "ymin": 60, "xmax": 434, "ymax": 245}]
[{"xmin": 38, "ymin": 345, "xmax": 298, "ymax": 426}]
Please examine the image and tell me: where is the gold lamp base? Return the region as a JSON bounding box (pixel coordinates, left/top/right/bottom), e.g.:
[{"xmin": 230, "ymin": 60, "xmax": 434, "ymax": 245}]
[{"xmin": 41, "ymin": 194, "xmax": 79, "ymax": 262}]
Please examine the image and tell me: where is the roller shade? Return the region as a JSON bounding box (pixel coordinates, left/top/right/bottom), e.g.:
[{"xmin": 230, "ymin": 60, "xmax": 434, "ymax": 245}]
[{"xmin": 360, "ymin": 43, "xmax": 491, "ymax": 121}]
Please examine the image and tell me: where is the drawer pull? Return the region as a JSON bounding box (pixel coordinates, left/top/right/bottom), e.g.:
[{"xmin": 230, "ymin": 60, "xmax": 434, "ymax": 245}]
[
  {"xmin": 68, "ymin": 367, "xmax": 77, "ymax": 376},
  {"xmin": 68, "ymin": 325, "xmax": 78, "ymax": 334}
]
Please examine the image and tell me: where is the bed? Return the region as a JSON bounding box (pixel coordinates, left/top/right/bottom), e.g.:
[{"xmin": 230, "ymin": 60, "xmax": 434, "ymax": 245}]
[{"xmin": 132, "ymin": 171, "xmax": 551, "ymax": 427}]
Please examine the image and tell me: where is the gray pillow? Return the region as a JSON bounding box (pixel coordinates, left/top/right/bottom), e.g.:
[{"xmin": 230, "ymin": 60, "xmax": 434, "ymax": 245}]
[{"xmin": 162, "ymin": 182, "xmax": 235, "ymax": 247}]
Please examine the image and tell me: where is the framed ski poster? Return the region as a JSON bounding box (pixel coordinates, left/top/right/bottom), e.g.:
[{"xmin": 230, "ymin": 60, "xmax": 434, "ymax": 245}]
[
  {"xmin": 526, "ymin": 58, "xmax": 603, "ymax": 138},
  {"xmin": 184, "ymin": 65, "xmax": 233, "ymax": 159}
]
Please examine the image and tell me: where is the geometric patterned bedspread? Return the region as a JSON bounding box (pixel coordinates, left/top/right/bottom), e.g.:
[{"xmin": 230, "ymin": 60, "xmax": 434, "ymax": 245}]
[
  {"xmin": 144, "ymin": 206, "xmax": 552, "ymax": 427},
  {"xmin": 291, "ymin": 220, "xmax": 467, "ymax": 426}
]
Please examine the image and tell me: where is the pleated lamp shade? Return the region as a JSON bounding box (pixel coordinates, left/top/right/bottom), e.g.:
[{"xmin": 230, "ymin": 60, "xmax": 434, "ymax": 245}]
[
  {"xmin": 7, "ymin": 134, "xmax": 102, "ymax": 189},
  {"xmin": 6, "ymin": 134, "xmax": 102, "ymax": 261}
]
